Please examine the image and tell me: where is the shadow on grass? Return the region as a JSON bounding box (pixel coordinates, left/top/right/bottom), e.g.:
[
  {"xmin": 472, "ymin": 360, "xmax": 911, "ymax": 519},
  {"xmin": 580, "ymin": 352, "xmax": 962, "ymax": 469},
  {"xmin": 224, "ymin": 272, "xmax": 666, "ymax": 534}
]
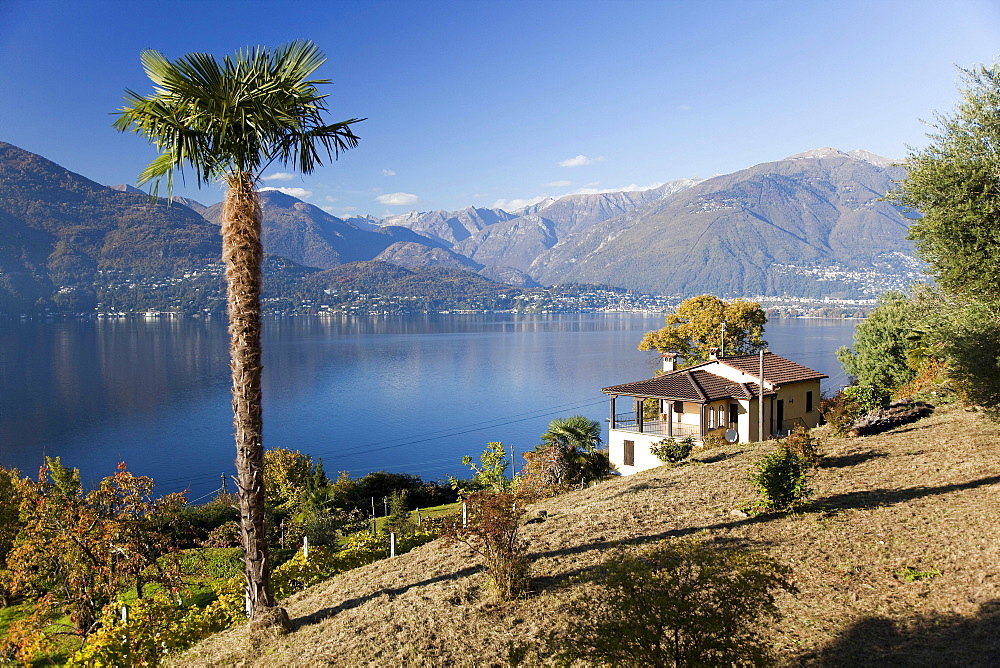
[
  {"xmin": 290, "ymin": 564, "xmax": 485, "ymax": 630},
  {"xmin": 803, "ymin": 601, "xmax": 1000, "ymax": 666},
  {"xmin": 819, "ymin": 450, "xmax": 889, "ymax": 469},
  {"xmin": 694, "ymin": 450, "xmax": 745, "ymax": 464},
  {"xmin": 527, "ymin": 474, "xmax": 1000, "ymax": 594},
  {"xmin": 815, "ymin": 475, "xmax": 1000, "ymax": 511}
]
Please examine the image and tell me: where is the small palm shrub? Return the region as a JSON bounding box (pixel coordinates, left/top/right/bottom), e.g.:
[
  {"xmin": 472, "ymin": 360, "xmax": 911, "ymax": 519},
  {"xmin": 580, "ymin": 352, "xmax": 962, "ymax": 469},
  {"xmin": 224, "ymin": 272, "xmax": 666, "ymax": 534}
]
[
  {"xmin": 650, "ymin": 437, "xmax": 694, "ymax": 464},
  {"xmin": 749, "ymin": 447, "xmax": 811, "ymax": 513}
]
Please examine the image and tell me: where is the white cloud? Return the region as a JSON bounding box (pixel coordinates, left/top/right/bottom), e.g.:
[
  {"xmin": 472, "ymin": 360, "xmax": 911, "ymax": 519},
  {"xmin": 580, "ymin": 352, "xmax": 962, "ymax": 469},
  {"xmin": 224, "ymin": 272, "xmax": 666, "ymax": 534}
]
[
  {"xmin": 382, "ymin": 169, "xmax": 396, "ymax": 176},
  {"xmin": 559, "ymin": 154, "xmax": 604, "ymax": 167},
  {"xmin": 262, "ymin": 172, "xmax": 295, "ymax": 181},
  {"xmin": 544, "ymin": 180, "xmax": 572, "ymax": 187},
  {"xmin": 324, "ymin": 195, "xmax": 337, "ymax": 203},
  {"xmin": 259, "ymin": 186, "xmax": 312, "ymax": 199},
  {"xmin": 376, "ymin": 192, "xmax": 419, "ymax": 206}
]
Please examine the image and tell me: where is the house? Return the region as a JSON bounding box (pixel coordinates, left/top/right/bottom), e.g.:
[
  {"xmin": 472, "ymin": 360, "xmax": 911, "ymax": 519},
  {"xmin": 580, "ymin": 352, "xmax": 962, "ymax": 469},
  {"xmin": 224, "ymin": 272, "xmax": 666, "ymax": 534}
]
[{"xmin": 601, "ymin": 351, "xmax": 827, "ymax": 474}]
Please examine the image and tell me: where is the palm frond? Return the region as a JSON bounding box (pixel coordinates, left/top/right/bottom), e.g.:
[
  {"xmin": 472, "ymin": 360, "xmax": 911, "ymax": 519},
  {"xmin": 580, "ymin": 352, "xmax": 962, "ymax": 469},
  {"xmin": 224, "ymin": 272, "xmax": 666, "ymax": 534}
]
[{"xmin": 114, "ymin": 40, "xmax": 363, "ymax": 196}]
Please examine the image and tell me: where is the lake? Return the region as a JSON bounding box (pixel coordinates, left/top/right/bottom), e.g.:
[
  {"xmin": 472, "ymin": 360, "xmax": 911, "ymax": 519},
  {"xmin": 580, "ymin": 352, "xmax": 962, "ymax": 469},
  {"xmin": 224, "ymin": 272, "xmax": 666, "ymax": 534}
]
[{"xmin": 0, "ymin": 314, "xmax": 856, "ymax": 500}]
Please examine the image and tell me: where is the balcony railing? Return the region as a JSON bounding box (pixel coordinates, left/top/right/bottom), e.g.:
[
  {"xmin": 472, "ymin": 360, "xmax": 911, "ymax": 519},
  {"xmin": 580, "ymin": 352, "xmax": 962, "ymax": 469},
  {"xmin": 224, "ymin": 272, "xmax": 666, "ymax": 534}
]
[{"xmin": 611, "ymin": 413, "xmax": 702, "ymax": 439}]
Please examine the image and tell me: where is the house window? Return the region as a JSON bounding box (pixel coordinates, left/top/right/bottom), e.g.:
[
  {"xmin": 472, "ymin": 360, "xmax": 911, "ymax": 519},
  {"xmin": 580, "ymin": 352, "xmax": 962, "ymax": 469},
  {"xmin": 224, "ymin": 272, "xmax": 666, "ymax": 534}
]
[
  {"xmin": 673, "ymin": 401, "xmax": 684, "ymax": 414},
  {"xmin": 806, "ymin": 390, "xmax": 814, "ymax": 413},
  {"xmin": 623, "ymin": 440, "xmax": 635, "ymax": 466}
]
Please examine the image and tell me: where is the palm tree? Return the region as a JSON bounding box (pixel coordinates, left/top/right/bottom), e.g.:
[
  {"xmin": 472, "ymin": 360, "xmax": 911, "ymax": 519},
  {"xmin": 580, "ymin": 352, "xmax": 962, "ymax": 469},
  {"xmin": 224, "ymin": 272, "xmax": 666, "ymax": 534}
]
[
  {"xmin": 114, "ymin": 41, "xmax": 363, "ymax": 626},
  {"xmin": 541, "ymin": 415, "xmax": 603, "ymax": 453},
  {"xmin": 538, "ymin": 416, "xmax": 611, "ymax": 486}
]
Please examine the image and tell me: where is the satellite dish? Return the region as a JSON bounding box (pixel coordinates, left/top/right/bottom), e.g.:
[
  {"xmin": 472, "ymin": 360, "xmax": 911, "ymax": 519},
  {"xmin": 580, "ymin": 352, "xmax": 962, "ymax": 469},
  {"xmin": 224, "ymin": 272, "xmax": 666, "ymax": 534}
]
[{"xmin": 724, "ymin": 429, "xmax": 739, "ymax": 443}]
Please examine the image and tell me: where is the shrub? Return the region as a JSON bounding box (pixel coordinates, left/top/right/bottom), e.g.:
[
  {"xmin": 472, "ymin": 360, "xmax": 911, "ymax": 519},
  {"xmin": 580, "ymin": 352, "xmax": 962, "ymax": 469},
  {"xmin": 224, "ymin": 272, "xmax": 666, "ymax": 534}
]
[
  {"xmin": 780, "ymin": 426, "xmax": 822, "ymax": 467},
  {"xmin": 385, "ymin": 489, "xmax": 413, "ymax": 535},
  {"xmin": 549, "ymin": 539, "xmax": 795, "ymax": 666},
  {"xmin": 67, "ymin": 586, "xmax": 244, "ymax": 666},
  {"xmin": 279, "ymin": 508, "xmax": 368, "ymax": 548},
  {"xmin": 843, "ymin": 384, "xmax": 889, "ymax": 413},
  {"xmin": 199, "ymin": 520, "xmax": 241, "ymax": 548},
  {"xmin": 821, "ymin": 390, "xmax": 864, "ymax": 437},
  {"xmin": 444, "ymin": 491, "xmax": 530, "ymax": 600},
  {"xmin": 749, "ymin": 447, "xmax": 811, "ymax": 512},
  {"xmin": 650, "ymin": 437, "xmax": 694, "ymax": 464},
  {"xmin": 180, "ymin": 547, "xmax": 243, "ymax": 579},
  {"xmin": 517, "ymin": 445, "xmax": 573, "ymax": 498},
  {"xmin": 272, "ymin": 529, "xmax": 438, "ymax": 599},
  {"xmin": 702, "ymin": 431, "xmax": 727, "ymax": 449}
]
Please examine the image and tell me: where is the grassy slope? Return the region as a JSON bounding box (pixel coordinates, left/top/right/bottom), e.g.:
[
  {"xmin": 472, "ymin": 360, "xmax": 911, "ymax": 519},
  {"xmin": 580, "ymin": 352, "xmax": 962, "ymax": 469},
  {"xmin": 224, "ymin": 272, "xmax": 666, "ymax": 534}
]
[{"xmin": 175, "ymin": 405, "xmax": 1000, "ymax": 666}]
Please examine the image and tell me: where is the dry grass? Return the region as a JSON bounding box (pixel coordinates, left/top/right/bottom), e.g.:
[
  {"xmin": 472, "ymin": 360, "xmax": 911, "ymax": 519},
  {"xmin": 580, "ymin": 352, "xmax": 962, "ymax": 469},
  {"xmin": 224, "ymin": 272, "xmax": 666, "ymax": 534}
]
[{"xmin": 173, "ymin": 405, "xmax": 1000, "ymax": 666}]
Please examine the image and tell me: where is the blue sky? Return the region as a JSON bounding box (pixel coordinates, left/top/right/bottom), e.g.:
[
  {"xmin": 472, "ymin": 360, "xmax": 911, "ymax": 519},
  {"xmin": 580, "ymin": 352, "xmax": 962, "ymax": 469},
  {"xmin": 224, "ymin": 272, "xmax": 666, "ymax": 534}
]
[{"xmin": 1, "ymin": 0, "xmax": 998, "ymax": 218}]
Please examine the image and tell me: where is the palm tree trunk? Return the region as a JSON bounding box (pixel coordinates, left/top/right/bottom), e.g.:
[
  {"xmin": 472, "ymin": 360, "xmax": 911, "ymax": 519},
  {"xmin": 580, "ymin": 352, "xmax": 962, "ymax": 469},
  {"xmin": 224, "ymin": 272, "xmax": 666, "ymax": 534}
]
[{"xmin": 222, "ymin": 172, "xmax": 287, "ymax": 628}]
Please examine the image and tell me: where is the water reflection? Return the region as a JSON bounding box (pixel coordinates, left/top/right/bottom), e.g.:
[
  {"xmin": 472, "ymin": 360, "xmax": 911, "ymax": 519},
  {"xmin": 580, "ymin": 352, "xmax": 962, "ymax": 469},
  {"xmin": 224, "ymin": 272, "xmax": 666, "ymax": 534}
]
[{"xmin": 0, "ymin": 314, "xmax": 856, "ymax": 498}]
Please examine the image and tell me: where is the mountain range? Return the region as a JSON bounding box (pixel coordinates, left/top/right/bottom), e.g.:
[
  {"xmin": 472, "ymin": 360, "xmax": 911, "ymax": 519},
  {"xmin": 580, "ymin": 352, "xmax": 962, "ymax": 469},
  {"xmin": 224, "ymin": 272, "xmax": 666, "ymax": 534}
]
[{"xmin": 0, "ymin": 140, "xmax": 920, "ymax": 313}]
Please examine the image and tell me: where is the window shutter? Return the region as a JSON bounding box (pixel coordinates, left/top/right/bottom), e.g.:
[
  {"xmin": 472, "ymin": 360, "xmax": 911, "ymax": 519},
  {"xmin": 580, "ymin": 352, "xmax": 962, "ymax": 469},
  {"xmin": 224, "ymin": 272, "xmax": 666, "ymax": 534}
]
[{"xmin": 623, "ymin": 440, "xmax": 635, "ymax": 466}]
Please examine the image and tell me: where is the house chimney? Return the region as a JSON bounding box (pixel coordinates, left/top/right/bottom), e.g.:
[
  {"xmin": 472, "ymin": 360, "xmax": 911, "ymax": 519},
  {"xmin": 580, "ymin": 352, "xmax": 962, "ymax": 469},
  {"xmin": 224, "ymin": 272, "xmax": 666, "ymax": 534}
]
[
  {"xmin": 662, "ymin": 352, "xmax": 679, "ymax": 372},
  {"xmin": 709, "ymin": 347, "xmax": 719, "ymax": 361}
]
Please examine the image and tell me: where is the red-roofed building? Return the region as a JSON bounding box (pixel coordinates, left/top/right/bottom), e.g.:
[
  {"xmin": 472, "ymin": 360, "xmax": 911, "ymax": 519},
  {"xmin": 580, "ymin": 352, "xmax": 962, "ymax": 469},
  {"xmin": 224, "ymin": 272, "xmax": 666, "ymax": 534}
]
[{"xmin": 602, "ymin": 352, "xmax": 826, "ymax": 474}]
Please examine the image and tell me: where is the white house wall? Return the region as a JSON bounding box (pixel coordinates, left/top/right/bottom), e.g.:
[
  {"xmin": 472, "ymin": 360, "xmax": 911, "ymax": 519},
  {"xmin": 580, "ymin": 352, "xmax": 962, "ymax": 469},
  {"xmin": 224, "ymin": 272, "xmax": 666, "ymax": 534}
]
[{"xmin": 608, "ymin": 429, "xmax": 664, "ymax": 474}]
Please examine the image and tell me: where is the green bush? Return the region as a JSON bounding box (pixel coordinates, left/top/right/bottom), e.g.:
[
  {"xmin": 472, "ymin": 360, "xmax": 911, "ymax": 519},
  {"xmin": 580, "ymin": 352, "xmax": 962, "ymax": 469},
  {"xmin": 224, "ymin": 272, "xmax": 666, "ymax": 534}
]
[
  {"xmin": 548, "ymin": 539, "xmax": 795, "ymax": 666},
  {"xmin": 650, "ymin": 437, "xmax": 694, "ymax": 464},
  {"xmin": 749, "ymin": 447, "xmax": 811, "ymax": 512},
  {"xmin": 821, "ymin": 390, "xmax": 864, "ymax": 437},
  {"xmin": 179, "ymin": 547, "xmax": 244, "ymax": 579},
  {"xmin": 843, "ymin": 384, "xmax": 889, "ymax": 413},
  {"xmin": 272, "ymin": 529, "xmax": 438, "ymax": 599},
  {"xmin": 67, "ymin": 586, "xmax": 244, "ymax": 666}
]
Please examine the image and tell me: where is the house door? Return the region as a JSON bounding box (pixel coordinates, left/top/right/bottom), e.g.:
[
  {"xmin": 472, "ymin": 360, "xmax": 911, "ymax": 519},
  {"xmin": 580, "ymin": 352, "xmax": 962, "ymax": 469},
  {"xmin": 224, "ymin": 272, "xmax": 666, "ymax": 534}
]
[
  {"xmin": 776, "ymin": 400, "xmax": 784, "ymax": 434},
  {"xmin": 729, "ymin": 404, "xmax": 739, "ymax": 430}
]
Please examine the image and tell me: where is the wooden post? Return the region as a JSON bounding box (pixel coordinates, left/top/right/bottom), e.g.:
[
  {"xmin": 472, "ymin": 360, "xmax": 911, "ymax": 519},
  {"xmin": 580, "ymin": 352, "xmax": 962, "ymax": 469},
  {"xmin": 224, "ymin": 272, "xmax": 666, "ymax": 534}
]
[
  {"xmin": 416, "ymin": 508, "xmax": 421, "ymax": 527},
  {"xmin": 390, "ymin": 532, "xmax": 396, "ymax": 558},
  {"xmin": 462, "ymin": 501, "xmax": 468, "ymax": 528},
  {"xmin": 609, "ymin": 395, "xmax": 617, "ymax": 430},
  {"xmin": 303, "ymin": 535, "xmax": 309, "ymax": 560}
]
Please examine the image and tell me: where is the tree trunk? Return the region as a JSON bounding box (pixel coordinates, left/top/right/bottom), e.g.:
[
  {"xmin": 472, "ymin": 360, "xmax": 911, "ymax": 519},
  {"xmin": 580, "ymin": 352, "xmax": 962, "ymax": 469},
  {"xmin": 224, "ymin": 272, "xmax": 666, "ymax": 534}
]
[{"xmin": 222, "ymin": 172, "xmax": 287, "ymax": 629}]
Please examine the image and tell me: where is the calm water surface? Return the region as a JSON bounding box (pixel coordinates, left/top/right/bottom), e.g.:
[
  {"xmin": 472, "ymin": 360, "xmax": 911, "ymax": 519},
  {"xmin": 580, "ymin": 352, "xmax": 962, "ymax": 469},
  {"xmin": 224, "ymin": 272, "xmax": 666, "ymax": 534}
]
[{"xmin": 0, "ymin": 314, "xmax": 855, "ymax": 499}]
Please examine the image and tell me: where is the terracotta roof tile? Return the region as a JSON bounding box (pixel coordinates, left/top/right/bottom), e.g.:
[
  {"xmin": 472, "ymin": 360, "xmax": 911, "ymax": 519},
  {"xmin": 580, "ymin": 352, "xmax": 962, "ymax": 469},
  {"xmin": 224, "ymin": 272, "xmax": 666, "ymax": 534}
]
[
  {"xmin": 603, "ymin": 369, "xmax": 771, "ymax": 402},
  {"xmin": 602, "ymin": 352, "xmax": 824, "ymax": 402},
  {"xmin": 721, "ymin": 352, "xmax": 827, "ymax": 384}
]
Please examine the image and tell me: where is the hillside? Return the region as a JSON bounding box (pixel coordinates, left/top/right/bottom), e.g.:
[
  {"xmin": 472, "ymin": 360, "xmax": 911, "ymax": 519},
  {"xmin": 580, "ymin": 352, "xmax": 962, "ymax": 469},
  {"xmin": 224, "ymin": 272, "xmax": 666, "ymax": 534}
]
[
  {"xmin": 177, "ymin": 404, "xmax": 1000, "ymax": 666},
  {"xmin": 530, "ymin": 149, "xmax": 917, "ymax": 297},
  {"xmin": 0, "ymin": 141, "xmax": 219, "ymax": 312}
]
